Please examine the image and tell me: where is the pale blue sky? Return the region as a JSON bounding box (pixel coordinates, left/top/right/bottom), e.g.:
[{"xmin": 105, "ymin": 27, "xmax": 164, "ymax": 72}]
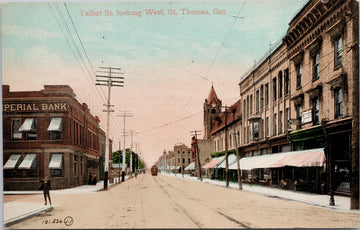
[{"xmin": 2, "ymin": 0, "xmax": 308, "ymax": 166}]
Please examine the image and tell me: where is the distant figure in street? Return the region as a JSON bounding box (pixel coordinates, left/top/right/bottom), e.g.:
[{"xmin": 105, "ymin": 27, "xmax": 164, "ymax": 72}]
[
  {"xmin": 135, "ymin": 171, "xmax": 138, "ymax": 179},
  {"xmin": 122, "ymin": 171, "xmax": 125, "ymax": 182},
  {"xmin": 91, "ymin": 173, "xmax": 97, "ymax": 185},
  {"xmin": 88, "ymin": 173, "xmax": 92, "ymax": 185},
  {"xmin": 39, "ymin": 179, "xmax": 51, "ymax": 206}
]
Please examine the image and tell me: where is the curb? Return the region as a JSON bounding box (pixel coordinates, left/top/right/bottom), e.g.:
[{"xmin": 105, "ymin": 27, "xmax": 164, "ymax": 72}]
[{"xmin": 4, "ymin": 206, "xmax": 54, "ymax": 227}]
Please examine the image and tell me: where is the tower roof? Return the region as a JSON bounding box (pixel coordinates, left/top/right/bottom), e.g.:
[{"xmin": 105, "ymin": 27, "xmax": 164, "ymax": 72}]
[{"xmin": 206, "ymin": 86, "xmax": 221, "ymax": 106}]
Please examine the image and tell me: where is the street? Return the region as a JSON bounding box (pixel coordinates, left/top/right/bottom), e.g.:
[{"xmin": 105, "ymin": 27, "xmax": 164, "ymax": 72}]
[{"xmin": 5, "ymin": 173, "xmax": 360, "ymax": 229}]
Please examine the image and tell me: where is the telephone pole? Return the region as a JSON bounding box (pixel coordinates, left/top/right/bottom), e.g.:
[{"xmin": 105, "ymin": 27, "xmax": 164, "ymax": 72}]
[
  {"xmin": 221, "ymin": 106, "xmax": 230, "ymax": 187},
  {"xmin": 96, "ymin": 66, "xmax": 124, "ymax": 190},
  {"xmin": 130, "ymin": 130, "xmax": 139, "ymax": 174},
  {"xmin": 117, "ymin": 111, "xmax": 133, "ymax": 181},
  {"xmin": 190, "ymin": 130, "xmax": 202, "ymax": 181}
]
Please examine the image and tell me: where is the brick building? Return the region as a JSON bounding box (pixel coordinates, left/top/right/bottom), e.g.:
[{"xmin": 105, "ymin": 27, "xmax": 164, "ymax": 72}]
[
  {"xmin": 238, "ymin": 0, "xmax": 358, "ymax": 208},
  {"xmin": 2, "ymin": 85, "xmax": 111, "ymax": 190}
]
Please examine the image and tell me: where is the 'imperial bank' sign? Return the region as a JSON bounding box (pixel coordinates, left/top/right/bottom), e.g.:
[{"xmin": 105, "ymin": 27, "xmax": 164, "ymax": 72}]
[{"xmin": 3, "ymin": 102, "xmax": 68, "ymax": 112}]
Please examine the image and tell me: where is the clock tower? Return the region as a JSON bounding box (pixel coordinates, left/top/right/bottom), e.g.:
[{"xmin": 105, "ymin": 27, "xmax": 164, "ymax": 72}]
[{"xmin": 203, "ymin": 85, "xmax": 222, "ymax": 139}]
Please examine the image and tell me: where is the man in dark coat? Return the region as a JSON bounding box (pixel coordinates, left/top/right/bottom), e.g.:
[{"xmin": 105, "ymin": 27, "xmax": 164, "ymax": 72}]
[{"xmin": 39, "ymin": 179, "xmax": 52, "ymax": 205}]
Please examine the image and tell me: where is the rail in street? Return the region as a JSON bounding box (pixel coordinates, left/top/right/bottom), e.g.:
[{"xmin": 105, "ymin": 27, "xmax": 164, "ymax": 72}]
[{"xmin": 4, "ymin": 173, "xmax": 360, "ymax": 229}]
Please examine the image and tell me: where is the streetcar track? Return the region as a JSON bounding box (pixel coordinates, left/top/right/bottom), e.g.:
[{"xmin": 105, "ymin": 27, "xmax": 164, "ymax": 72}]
[
  {"xmin": 156, "ymin": 176, "xmax": 255, "ymax": 229},
  {"xmin": 153, "ymin": 177, "xmax": 203, "ymax": 228}
]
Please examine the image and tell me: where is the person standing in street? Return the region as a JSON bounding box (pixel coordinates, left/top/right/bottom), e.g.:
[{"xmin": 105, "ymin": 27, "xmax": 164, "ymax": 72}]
[{"xmin": 39, "ymin": 179, "xmax": 52, "ymax": 206}]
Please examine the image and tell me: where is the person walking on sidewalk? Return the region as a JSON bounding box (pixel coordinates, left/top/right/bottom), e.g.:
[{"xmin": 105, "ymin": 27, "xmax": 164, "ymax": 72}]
[{"xmin": 39, "ymin": 179, "xmax": 52, "ymax": 206}]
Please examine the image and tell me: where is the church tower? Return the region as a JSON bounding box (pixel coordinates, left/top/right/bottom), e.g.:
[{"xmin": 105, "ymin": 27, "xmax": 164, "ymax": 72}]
[{"xmin": 203, "ymin": 85, "xmax": 222, "ymax": 139}]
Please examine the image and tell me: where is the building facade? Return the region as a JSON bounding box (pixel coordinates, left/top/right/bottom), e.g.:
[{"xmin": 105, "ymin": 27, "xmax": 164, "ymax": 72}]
[
  {"xmin": 3, "ymin": 85, "xmax": 110, "ymax": 190},
  {"xmin": 238, "ymin": 0, "xmax": 358, "ymax": 208}
]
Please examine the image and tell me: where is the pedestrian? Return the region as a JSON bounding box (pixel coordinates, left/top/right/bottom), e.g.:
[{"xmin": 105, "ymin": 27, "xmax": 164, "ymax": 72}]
[
  {"xmin": 91, "ymin": 173, "xmax": 97, "ymax": 185},
  {"xmin": 88, "ymin": 173, "xmax": 92, "ymax": 185},
  {"xmin": 39, "ymin": 179, "xmax": 52, "ymax": 206}
]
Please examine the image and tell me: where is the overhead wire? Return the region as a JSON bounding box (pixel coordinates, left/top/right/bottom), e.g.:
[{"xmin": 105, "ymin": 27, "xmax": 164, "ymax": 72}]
[{"xmin": 50, "ymin": 3, "xmax": 123, "ymax": 132}]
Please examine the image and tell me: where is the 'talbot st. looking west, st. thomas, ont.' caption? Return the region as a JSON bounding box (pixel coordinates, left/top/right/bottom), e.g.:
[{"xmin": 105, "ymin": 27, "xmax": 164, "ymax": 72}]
[{"xmin": 80, "ymin": 8, "xmax": 227, "ymax": 17}]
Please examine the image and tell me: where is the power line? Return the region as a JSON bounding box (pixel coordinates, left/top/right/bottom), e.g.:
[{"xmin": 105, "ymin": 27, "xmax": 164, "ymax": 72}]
[{"xmin": 140, "ymin": 96, "xmax": 240, "ymax": 134}]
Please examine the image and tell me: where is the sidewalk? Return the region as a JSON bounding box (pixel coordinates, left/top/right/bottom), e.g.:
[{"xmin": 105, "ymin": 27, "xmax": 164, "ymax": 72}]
[
  {"xmin": 3, "ymin": 175, "xmax": 132, "ymax": 227},
  {"xmin": 163, "ymin": 172, "xmax": 360, "ymax": 214}
]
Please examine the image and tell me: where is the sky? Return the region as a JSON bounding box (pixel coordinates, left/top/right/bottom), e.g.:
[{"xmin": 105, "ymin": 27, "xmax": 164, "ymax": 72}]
[{"xmin": 1, "ymin": 0, "xmax": 308, "ymax": 167}]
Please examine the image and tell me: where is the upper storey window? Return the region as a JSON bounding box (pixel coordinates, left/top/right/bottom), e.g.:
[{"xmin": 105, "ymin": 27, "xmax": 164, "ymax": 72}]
[
  {"xmin": 296, "ymin": 63, "xmax": 302, "ymax": 89},
  {"xmin": 334, "ymin": 36, "xmax": 342, "ymax": 68}
]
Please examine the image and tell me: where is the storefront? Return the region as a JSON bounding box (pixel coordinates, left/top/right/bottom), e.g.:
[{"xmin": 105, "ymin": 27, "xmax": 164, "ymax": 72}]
[{"xmin": 239, "ymin": 148, "xmax": 326, "ymax": 193}]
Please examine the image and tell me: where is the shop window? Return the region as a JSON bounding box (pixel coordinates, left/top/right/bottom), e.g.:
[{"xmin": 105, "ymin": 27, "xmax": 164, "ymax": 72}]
[
  {"xmin": 334, "ymin": 36, "xmax": 342, "ymax": 68},
  {"xmin": 18, "ymin": 154, "xmax": 38, "ymax": 177},
  {"xmin": 312, "ymin": 51, "xmax": 320, "ymax": 80},
  {"xmin": 273, "ymin": 77, "xmax": 277, "ymax": 102},
  {"xmin": 265, "ymin": 84, "xmax": 269, "ymax": 106},
  {"xmin": 312, "ymin": 98, "xmax": 320, "ymax": 125},
  {"xmin": 11, "ymin": 118, "xmax": 22, "ymax": 140},
  {"xmin": 284, "ymin": 69, "xmax": 289, "ymax": 95},
  {"xmin": 334, "ymin": 88, "xmax": 343, "ymax": 118},
  {"xmin": 296, "ymin": 63, "xmax": 302, "ymax": 89},
  {"xmin": 278, "ymin": 71, "xmax": 283, "ymax": 99},
  {"xmin": 49, "ymin": 153, "xmax": 63, "ymax": 177}
]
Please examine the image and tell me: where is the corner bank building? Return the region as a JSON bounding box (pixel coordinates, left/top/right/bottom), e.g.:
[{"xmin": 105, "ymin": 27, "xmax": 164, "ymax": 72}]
[{"xmin": 2, "ymin": 85, "xmax": 106, "ymax": 190}]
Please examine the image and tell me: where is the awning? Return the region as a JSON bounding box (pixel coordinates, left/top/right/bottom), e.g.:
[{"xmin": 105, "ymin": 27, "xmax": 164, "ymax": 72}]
[
  {"xmin": 216, "ymin": 154, "xmax": 237, "ymax": 169},
  {"xmin": 271, "ymin": 148, "xmax": 326, "ymax": 168},
  {"xmin": 19, "ymin": 118, "xmax": 35, "ymax": 132},
  {"xmin": 239, "ymin": 148, "xmax": 325, "ymax": 170},
  {"xmin": 3, "ymin": 154, "xmax": 21, "ymax": 169},
  {"xmin": 49, "ymin": 154, "xmax": 62, "ymax": 169},
  {"xmin": 18, "ymin": 154, "xmax": 37, "ymax": 169},
  {"xmin": 47, "ymin": 117, "xmax": 62, "ymax": 131},
  {"xmin": 202, "ymin": 156, "xmax": 224, "ymax": 169},
  {"xmin": 185, "ymin": 162, "xmax": 195, "ymax": 170}
]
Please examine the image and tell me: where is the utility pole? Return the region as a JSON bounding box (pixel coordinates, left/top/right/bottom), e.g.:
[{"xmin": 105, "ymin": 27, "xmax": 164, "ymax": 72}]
[
  {"xmin": 190, "ymin": 130, "xmax": 202, "ymax": 181},
  {"xmin": 130, "ymin": 130, "xmax": 139, "ymax": 174},
  {"xmin": 223, "ymin": 106, "xmax": 229, "ymax": 187},
  {"xmin": 96, "ymin": 66, "xmax": 124, "ymax": 190},
  {"xmin": 117, "ymin": 111, "xmax": 133, "ymax": 182},
  {"xmin": 234, "ymin": 129, "xmax": 242, "ymax": 190}
]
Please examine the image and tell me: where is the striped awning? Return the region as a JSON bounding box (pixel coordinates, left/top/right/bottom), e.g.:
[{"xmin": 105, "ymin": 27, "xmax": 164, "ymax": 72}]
[
  {"xmin": 19, "ymin": 118, "xmax": 35, "ymax": 132},
  {"xmin": 3, "ymin": 154, "xmax": 21, "ymax": 169},
  {"xmin": 184, "ymin": 162, "xmax": 195, "ymax": 171},
  {"xmin": 239, "ymin": 148, "xmax": 326, "ymax": 170},
  {"xmin": 18, "ymin": 154, "xmax": 37, "ymax": 169},
  {"xmin": 202, "ymin": 156, "xmax": 224, "ymax": 169},
  {"xmin": 47, "ymin": 117, "xmax": 62, "ymax": 131},
  {"xmin": 49, "ymin": 154, "xmax": 63, "ymax": 169},
  {"xmin": 216, "ymin": 154, "xmax": 238, "ymax": 169}
]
